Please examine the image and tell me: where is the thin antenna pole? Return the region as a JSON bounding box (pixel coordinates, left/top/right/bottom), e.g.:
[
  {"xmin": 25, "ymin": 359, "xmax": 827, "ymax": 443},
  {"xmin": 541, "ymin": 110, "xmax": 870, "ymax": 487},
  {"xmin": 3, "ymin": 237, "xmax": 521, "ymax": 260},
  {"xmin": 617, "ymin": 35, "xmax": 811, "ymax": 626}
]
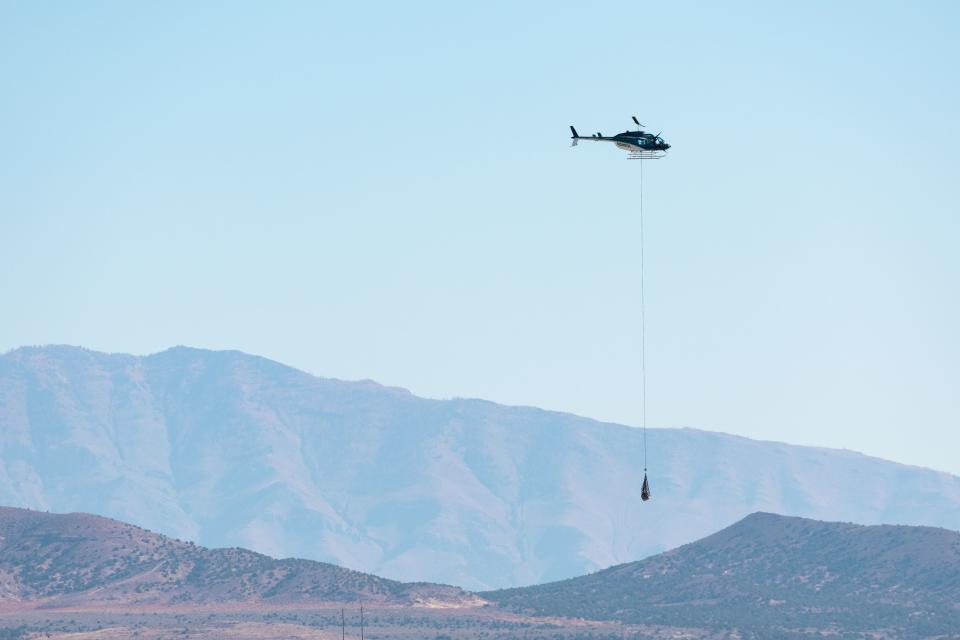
[
  {"xmin": 341, "ymin": 608, "xmax": 345, "ymax": 640},
  {"xmin": 360, "ymin": 604, "xmax": 364, "ymax": 640}
]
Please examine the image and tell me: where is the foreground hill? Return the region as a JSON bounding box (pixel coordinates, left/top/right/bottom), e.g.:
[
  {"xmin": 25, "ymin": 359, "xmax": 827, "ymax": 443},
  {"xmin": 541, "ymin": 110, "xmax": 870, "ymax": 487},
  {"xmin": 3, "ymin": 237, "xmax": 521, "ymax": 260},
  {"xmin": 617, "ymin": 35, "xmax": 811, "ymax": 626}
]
[
  {"xmin": 486, "ymin": 512, "xmax": 960, "ymax": 637},
  {"xmin": 2, "ymin": 508, "xmax": 958, "ymax": 639},
  {"xmin": 2, "ymin": 345, "xmax": 960, "ymax": 589},
  {"xmin": 0, "ymin": 506, "xmax": 476, "ymax": 608}
]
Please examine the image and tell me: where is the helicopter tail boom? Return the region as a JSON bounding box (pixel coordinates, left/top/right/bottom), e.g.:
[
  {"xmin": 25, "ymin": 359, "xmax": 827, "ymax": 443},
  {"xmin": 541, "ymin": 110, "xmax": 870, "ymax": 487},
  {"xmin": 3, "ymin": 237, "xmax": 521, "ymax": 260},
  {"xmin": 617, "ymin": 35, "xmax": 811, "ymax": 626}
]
[{"xmin": 570, "ymin": 126, "xmax": 612, "ymax": 141}]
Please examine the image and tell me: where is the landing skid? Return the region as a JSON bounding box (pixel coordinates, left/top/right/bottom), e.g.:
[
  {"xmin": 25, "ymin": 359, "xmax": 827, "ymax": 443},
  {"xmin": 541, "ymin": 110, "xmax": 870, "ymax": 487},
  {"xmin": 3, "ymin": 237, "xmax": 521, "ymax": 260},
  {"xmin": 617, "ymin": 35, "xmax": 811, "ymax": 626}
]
[{"xmin": 627, "ymin": 151, "xmax": 666, "ymax": 160}]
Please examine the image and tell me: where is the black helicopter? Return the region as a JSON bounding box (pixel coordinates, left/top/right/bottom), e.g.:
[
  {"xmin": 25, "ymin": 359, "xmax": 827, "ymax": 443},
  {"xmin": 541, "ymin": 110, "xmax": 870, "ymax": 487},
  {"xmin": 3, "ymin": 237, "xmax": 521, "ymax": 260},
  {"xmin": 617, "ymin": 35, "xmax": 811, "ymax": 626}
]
[{"xmin": 570, "ymin": 117, "xmax": 670, "ymax": 159}]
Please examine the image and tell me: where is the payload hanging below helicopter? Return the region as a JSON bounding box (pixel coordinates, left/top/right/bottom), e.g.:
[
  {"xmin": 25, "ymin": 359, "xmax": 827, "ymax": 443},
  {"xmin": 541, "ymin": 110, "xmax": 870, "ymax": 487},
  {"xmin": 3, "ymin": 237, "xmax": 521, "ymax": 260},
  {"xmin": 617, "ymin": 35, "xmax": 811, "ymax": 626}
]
[
  {"xmin": 568, "ymin": 115, "xmax": 669, "ymax": 503},
  {"xmin": 570, "ymin": 116, "xmax": 670, "ymax": 159}
]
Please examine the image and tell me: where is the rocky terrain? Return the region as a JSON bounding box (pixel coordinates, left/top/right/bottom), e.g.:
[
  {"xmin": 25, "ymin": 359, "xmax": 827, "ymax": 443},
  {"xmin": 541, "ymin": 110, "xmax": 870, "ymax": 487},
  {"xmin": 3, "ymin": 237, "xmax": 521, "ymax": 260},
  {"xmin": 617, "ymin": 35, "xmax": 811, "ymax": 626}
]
[
  {"xmin": 0, "ymin": 506, "xmax": 476, "ymax": 608},
  {"xmin": 486, "ymin": 512, "xmax": 960, "ymax": 637},
  {"xmin": 2, "ymin": 507, "xmax": 959, "ymax": 639}
]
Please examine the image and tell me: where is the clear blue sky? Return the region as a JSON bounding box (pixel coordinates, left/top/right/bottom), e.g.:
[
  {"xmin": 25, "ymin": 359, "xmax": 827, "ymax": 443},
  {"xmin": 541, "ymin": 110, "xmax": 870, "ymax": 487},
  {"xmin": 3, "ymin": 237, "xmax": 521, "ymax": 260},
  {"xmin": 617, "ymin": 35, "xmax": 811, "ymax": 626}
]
[{"xmin": 2, "ymin": 2, "xmax": 958, "ymax": 473}]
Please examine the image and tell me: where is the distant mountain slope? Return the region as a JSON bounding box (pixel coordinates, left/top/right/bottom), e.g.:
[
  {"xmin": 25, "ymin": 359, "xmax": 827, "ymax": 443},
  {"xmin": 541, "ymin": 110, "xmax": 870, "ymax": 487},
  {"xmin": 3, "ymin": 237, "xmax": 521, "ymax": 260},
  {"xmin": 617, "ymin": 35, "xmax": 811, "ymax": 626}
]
[
  {"xmin": 0, "ymin": 506, "xmax": 476, "ymax": 608},
  {"xmin": 485, "ymin": 512, "xmax": 960, "ymax": 637},
  {"xmin": 2, "ymin": 345, "xmax": 960, "ymax": 589}
]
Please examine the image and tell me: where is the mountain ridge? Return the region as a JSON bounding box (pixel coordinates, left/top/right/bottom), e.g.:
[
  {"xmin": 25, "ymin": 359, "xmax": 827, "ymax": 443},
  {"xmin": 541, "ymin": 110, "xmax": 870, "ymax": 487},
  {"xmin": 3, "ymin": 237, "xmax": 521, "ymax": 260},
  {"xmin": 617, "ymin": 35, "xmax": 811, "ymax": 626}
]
[
  {"xmin": 6, "ymin": 344, "xmax": 954, "ymax": 474},
  {"xmin": 484, "ymin": 510, "xmax": 960, "ymax": 636},
  {"xmin": 3, "ymin": 506, "xmax": 959, "ymax": 638},
  {"xmin": 0, "ymin": 505, "xmax": 479, "ymax": 609},
  {"xmin": 7, "ymin": 344, "xmax": 950, "ymax": 473},
  {"xmin": 2, "ymin": 344, "xmax": 960, "ymax": 589}
]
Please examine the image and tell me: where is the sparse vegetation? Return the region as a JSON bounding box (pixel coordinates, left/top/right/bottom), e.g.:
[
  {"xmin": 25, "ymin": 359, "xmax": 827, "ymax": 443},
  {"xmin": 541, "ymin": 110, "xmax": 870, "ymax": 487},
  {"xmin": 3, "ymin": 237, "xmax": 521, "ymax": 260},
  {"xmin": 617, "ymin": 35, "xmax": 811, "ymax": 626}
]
[{"xmin": 3, "ymin": 509, "xmax": 959, "ymax": 638}]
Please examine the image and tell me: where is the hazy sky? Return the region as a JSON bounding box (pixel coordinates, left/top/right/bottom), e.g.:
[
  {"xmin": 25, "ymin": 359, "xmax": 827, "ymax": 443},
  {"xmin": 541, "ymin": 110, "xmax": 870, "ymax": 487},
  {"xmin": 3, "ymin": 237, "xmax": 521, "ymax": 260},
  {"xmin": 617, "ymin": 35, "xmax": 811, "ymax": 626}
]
[{"xmin": 2, "ymin": 2, "xmax": 958, "ymax": 473}]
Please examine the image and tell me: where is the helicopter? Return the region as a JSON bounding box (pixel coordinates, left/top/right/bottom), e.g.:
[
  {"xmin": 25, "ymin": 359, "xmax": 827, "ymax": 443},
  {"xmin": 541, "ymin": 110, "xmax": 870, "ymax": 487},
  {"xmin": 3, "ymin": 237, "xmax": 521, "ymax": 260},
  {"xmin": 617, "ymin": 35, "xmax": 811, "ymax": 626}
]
[{"xmin": 570, "ymin": 116, "xmax": 670, "ymax": 159}]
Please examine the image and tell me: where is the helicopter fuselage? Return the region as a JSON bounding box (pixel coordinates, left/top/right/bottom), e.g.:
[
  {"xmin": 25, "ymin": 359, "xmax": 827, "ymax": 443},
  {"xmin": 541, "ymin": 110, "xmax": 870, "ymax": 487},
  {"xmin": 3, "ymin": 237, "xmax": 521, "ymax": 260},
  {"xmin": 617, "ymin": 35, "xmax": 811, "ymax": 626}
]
[
  {"xmin": 569, "ymin": 124, "xmax": 670, "ymax": 158},
  {"xmin": 588, "ymin": 131, "xmax": 670, "ymax": 152}
]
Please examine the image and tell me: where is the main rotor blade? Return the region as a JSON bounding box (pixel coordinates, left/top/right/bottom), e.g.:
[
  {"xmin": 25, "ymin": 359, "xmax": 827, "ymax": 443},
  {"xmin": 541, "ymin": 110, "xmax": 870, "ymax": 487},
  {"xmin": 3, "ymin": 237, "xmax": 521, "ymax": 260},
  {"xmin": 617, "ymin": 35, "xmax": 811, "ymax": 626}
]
[{"xmin": 632, "ymin": 116, "xmax": 640, "ymax": 125}]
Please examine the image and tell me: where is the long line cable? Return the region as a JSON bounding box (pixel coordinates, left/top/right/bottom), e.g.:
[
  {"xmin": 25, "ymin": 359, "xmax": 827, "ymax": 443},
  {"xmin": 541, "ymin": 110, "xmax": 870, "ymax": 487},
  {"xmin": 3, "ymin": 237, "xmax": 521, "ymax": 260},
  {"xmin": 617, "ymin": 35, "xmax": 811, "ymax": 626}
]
[{"xmin": 640, "ymin": 159, "xmax": 647, "ymax": 473}]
